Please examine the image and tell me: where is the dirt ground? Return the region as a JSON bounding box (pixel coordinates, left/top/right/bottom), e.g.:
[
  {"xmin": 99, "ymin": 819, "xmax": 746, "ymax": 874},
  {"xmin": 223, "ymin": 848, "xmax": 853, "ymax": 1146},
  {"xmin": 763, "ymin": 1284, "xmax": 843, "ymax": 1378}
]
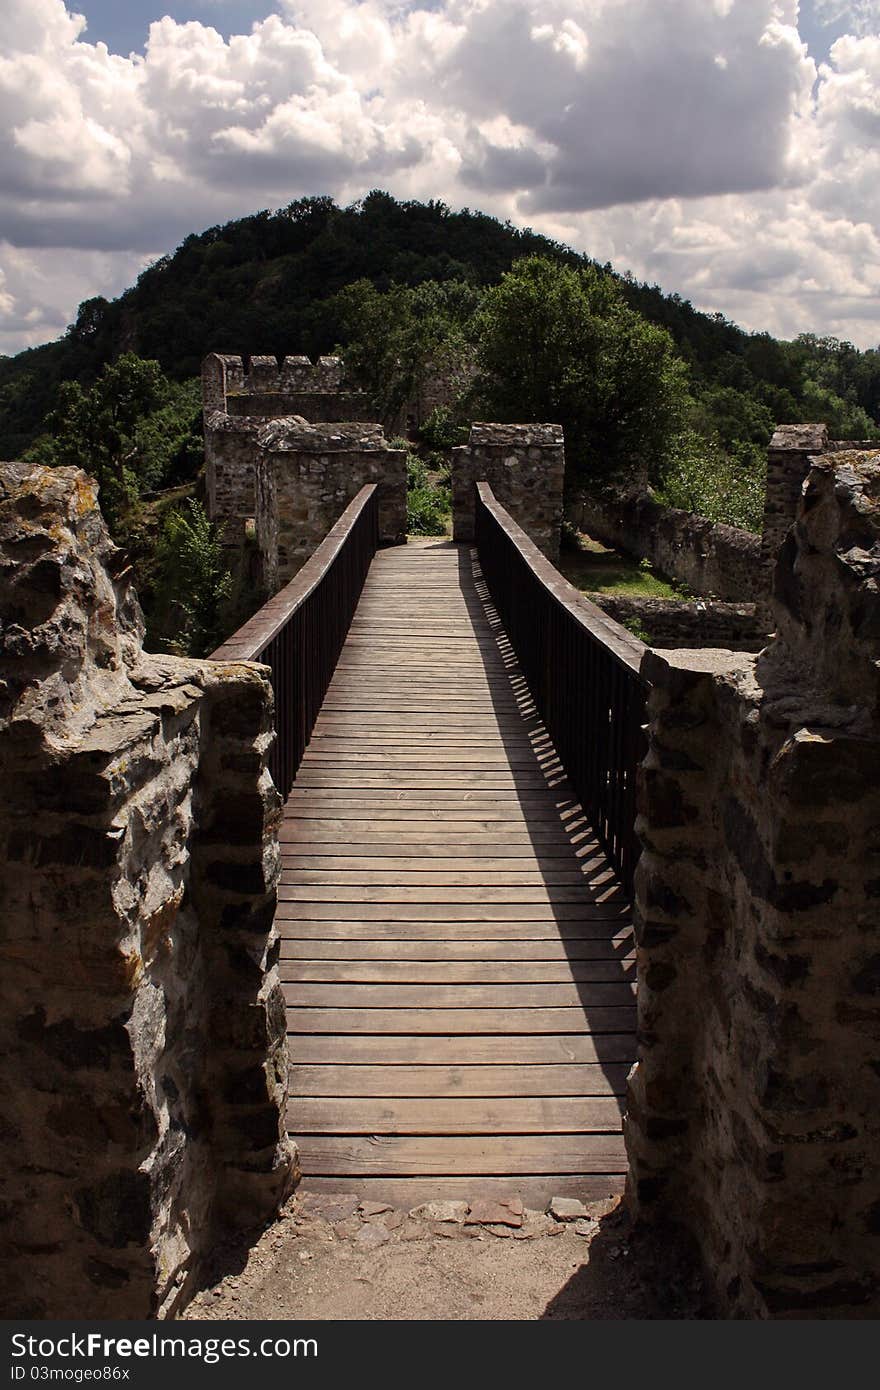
[{"xmin": 182, "ymin": 1189, "xmax": 708, "ymax": 1321}]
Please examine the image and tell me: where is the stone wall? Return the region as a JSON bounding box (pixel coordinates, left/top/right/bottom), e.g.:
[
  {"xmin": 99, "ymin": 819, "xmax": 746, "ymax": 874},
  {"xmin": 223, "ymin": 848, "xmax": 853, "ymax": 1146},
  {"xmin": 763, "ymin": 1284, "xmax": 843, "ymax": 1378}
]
[
  {"xmin": 203, "ymin": 352, "xmax": 375, "ymax": 546},
  {"xmin": 203, "ymin": 352, "xmax": 370, "ymax": 424},
  {"xmin": 760, "ymin": 423, "xmax": 829, "ymax": 583},
  {"xmin": 591, "ymin": 594, "xmax": 767, "ymax": 651},
  {"xmin": 204, "ymin": 410, "xmax": 263, "ymax": 545},
  {"xmin": 569, "ymin": 491, "xmax": 763, "ymax": 601},
  {"xmin": 0, "ymin": 464, "xmax": 297, "ymax": 1319},
  {"xmin": 452, "ymin": 423, "xmax": 565, "ymax": 561},
  {"xmin": 625, "ymin": 450, "xmax": 880, "ymax": 1318},
  {"xmin": 255, "ymin": 421, "xmax": 406, "ymax": 589},
  {"xmin": 203, "ymin": 353, "xmax": 408, "ymax": 583}
]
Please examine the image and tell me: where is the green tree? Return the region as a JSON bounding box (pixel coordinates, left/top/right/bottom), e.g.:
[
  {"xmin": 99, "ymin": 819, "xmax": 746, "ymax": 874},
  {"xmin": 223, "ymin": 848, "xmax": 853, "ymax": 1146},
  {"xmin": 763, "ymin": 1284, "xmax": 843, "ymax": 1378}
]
[
  {"xmin": 29, "ymin": 353, "xmax": 167, "ymax": 534},
  {"xmin": 151, "ymin": 500, "xmax": 232, "ymax": 657},
  {"xmin": 333, "ymin": 277, "xmax": 480, "ymax": 423},
  {"xmin": 799, "ymin": 378, "xmax": 878, "ymax": 439},
  {"xmin": 471, "ymin": 256, "xmax": 691, "ymax": 487},
  {"xmin": 25, "ymin": 355, "xmax": 203, "ymax": 537},
  {"xmin": 690, "ymin": 384, "xmax": 775, "ymax": 450}
]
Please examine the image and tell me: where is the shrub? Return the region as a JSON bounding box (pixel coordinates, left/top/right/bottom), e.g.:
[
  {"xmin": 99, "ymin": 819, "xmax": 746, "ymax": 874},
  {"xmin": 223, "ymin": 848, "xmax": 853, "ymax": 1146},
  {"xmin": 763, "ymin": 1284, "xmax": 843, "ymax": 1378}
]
[
  {"xmin": 151, "ymin": 500, "xmax": 232, "ymax": 656},
  {"xmin": 654, "ymin": 431, "xmax": 766, "ymax": 533},
  {"xmin": 405, "ymin": 450, "xmax": 451, "ymax": 535},
  {"xmin": 418, "ymin": 406, "xmax": 468, "ymax": 451}
]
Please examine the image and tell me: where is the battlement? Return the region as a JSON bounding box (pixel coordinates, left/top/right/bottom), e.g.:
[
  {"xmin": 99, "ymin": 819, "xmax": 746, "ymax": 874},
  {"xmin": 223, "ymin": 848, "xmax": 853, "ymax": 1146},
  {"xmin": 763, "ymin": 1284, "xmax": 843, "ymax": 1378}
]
[{"xmin": 202, "ymin": 353, "xmax": 350, "ymax": 414}]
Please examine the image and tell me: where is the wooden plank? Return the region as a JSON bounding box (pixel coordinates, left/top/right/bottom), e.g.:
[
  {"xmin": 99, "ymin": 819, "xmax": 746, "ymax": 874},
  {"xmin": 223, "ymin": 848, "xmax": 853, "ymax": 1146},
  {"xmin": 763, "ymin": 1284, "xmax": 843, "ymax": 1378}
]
[
  {"xmin": 291, "ymin": 776, "xmax": 571, "ymax": 790},
  {"xmin": 287, "ymin": 1006, "xmax": 637, "ymax": 1034},
  {"xmin": 291, "ymin": 1134, "xmax": 627, "ymax": 1176},
  {"xmin": 307, "ymin": 739, "xmax": 545, "ymax": 751},
  {"xmin": 289, "ymin": 1063, "xmax": 629, "ymax": 1097},
  {"xmin": 285, "ymin": 787, "xmax": 577, "ymax": 802},
  {"xmin": 274, "ymin": 901, "xmax": 628, "ymax": 921},
  {"xmin": 280, "ymin": 834, "xmax": 587, "ymax": 849},
  {"xmin": 280, "ymin": 843, "xmax": 598, "ymax": 860},
  {"xmin": 287, "ymin": 1033, "xmax": 636, "ymax": 1065},
  {"xmin": 275, "ymin": 912, "xmax": 632, "ymax": 932},
  {"xmin": 301, "ymin": 753, "xmax": 557, "ymax": 768},
  {"xmin": 279, "ymin": 940, "xmax": 635, "ymax": 962},
  {"xmin": 283, "ymin": 982, "xmax": 635, "ymax": 1008},
  {"xmin": 277, "ymin": 884, "xmax": 621, "ymax": 904},
  {"xmin": 280, "ymin": 868, "xmax": 608, "ymax": 887},
  {"xmin": 280, "ymin": 960, "xmax": 634, "ymax": 984},
  {"xmin": 281, "ymin": 808, "xmax": 588, "ymax": 825},
  {"xmin": 288, "ymin": 1096, "xmax": 624, "ymax": 1134},
  {"xmin": 293, "ymin": 1175, "xmax": 626, "ymax": 1204},
  {"xmin": 313, "ymin": 714, "xmax": 527, "ymax": 724}
]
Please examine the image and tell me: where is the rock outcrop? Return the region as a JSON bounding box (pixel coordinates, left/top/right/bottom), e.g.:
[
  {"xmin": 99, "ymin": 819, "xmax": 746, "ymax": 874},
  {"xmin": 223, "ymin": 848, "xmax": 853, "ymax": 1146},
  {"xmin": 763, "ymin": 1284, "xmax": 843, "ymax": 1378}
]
[{"xmin": 0, "ymin": 463, "xmax": 297, "ymax": 1319}]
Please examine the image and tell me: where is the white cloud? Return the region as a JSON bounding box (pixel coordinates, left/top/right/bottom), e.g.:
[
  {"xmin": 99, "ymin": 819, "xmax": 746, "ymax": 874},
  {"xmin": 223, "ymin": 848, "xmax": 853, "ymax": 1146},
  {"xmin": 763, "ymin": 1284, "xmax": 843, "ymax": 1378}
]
[
  {"xmin": 0, "ymin": 0, "xmax": 879, "ymax": 354},
  {"xmin": 0, "ymin": 243, "xmax": 148, "ymax": 355},
  {"xmin": 813, "ymin": 1, "xmax": 880, "ymax": 36}
]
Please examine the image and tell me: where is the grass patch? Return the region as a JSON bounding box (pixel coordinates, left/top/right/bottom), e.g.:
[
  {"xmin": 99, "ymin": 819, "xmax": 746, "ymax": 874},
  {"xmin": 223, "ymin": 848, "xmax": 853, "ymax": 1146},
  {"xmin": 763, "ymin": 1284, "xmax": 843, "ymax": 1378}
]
[
  {"xmin": 559, "ymin": 534, "xmax": 682, "ymax": 599},
  {"xmin": 406, "ymin": 450, "xmax": 452, "ymax": 537}
]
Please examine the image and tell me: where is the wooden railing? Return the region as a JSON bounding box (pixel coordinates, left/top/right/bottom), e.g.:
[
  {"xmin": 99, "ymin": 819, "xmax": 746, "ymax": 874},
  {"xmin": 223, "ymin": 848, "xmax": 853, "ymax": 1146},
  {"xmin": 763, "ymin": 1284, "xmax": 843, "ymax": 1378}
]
[
  {"xmin": 211, "ymin": 485, "xmax": 379, "ymax": 798},
  {"xmin": 475, "ymin": 482, "xmax": 647, "ymax": 897}
]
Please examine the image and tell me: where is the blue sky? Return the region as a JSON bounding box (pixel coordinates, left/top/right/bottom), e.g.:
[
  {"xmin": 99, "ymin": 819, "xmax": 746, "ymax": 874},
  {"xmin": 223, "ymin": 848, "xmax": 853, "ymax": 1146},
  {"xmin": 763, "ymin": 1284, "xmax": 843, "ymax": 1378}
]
[
  {"xmin": 75, "ymin": 1, "xmax": 276, "ymax": 55},
  {"xmin": 2, "ymin": 1, "xmax": 879, "ymax": 354},
  {"xmin": 74, "ymin": 0, "xmax": 853, "ymax": 61}
]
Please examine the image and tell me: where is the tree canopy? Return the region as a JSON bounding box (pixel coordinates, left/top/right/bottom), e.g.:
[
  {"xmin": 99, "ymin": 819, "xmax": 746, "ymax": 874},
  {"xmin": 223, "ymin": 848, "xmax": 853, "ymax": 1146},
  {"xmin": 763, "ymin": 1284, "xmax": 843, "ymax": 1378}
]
[
  {"xmin": 3, "ymin": 192, "xmax": 878, "ymax": 465},
  {"xmin": 471, "ymin": 257, "xmax": 690, "ymax": 487},
  {"xmin": 25, "ymin": 353, "xmax": 201, "ymax": 538}
]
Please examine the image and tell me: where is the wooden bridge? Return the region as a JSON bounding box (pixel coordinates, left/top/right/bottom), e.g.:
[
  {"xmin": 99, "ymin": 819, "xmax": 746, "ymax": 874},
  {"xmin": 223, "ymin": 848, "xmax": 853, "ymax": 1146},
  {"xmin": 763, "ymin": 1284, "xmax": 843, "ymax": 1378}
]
[{"xmin": 214, "ymin": 484, "xmax": 646, "ymax": 1207}]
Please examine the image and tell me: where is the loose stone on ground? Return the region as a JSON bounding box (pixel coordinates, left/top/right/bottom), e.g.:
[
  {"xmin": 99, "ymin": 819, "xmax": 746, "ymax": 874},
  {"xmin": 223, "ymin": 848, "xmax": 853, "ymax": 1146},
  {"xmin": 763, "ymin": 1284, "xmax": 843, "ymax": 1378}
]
[{"xmin": 182, "ymin": 1188, "xmax": 707, "ymax": 1321}]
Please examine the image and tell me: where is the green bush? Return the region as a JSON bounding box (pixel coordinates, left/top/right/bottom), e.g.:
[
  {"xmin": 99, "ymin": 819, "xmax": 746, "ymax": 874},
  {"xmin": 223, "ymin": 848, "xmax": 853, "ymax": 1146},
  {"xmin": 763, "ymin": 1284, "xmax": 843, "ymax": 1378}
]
[
  {"xmin": 150, "ymin": 500, "xmax": 232, "ymax": 656},
  {"xmin": 405, "ymin": 450, "xmax": 451, "ymax": 535},
  {"xmin": 654, "ymin": 431, "xmax": 766, "ymax": 533},
  {"xmin": 417, "ymin": 406, "xmax": 468, "ymax": 451}
]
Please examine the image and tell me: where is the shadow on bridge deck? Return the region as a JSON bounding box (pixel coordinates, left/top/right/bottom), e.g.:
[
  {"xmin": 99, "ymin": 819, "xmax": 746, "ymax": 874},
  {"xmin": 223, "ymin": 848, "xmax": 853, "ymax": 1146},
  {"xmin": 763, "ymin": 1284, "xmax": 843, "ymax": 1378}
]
[{"xmin": 277, "ymin": 537, "xmax": 637, "ymax": 1209}]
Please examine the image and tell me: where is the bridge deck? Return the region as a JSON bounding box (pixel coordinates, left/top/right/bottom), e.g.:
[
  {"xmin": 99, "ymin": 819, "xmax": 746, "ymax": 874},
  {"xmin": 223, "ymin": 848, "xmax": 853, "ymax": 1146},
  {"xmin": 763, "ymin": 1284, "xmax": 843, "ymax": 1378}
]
[{"xmin": 279, "ymin": 539, "xmax": 637, "ymax": 1206}]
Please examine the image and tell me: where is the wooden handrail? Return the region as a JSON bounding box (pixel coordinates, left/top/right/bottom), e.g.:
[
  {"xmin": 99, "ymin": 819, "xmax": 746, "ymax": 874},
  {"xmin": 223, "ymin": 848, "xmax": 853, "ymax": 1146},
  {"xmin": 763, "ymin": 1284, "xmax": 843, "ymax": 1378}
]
[
  {"xmin": 475, "ymin": 483, "xmax": 645, "ymax": 675},
  {"xmin": 210, "ymin": 484, "xmax": 379, "ymax": 797},
  {"xmin": 211, "ymin": 484, "xmax": 379, "ymax": 662},
  {"xmin": 475, "ymin": 482, "xmax": 648, "ymax": 897}
]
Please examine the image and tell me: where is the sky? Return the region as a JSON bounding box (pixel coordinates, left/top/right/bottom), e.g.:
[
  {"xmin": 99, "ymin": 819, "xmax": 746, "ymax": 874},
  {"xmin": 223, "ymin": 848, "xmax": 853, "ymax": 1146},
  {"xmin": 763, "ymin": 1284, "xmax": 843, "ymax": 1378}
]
[{"xmin": 1, "ymin": 1, "xmax": 879, "ymax": 357}]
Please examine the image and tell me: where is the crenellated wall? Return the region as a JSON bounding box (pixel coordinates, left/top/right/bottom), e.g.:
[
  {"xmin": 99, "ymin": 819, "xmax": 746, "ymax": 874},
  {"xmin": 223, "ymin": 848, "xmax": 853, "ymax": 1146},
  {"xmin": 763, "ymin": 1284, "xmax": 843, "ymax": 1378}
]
[
  {"xmin": 0, "ymin": 464, "xmax": 297, "ymax": 1319},
  {"xmin": 625, "ymin": 450, "xmax": 880, "ymax": 1318},
  {"xmin": 203, "ymin": 353, "xmax": 393, "ymax": 561},
  {"xmin": 452, "ymin": 423, "xmax": 565, "ymax": 561},
  {"xmin": 202, "ymin": 352, "xmax": 369, "ymax": 423}
]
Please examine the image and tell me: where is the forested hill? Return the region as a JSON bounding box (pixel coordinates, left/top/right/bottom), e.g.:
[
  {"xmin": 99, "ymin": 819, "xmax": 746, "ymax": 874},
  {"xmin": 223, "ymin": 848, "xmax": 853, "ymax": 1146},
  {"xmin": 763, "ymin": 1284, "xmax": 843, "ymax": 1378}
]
[{"xmin": 3, "ymin": 189, "xmax": 879, "ymax": 458}]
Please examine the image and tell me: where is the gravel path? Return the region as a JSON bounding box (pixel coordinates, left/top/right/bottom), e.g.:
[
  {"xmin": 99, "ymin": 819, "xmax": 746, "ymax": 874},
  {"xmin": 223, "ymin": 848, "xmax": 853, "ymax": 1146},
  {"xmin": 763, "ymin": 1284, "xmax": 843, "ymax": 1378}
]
[{"xmin": 182, "ymin": 1190, "xmax": 706, "ymax": 1321}]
